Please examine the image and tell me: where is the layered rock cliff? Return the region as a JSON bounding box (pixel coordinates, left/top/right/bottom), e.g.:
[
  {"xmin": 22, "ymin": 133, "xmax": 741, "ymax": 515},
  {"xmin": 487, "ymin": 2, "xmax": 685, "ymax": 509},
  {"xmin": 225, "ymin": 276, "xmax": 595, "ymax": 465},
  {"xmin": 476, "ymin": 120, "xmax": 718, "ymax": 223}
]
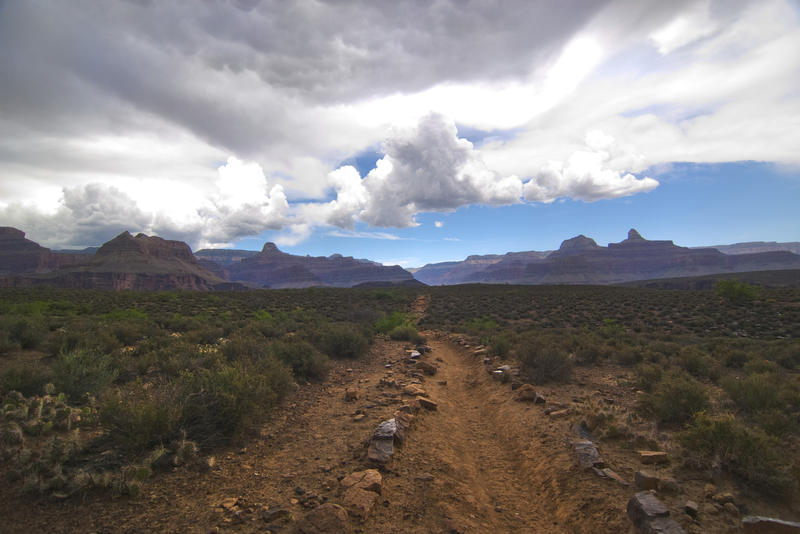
[{"xmin": 226, "ymin": 242, "xmax": 416, "ymax": 288}]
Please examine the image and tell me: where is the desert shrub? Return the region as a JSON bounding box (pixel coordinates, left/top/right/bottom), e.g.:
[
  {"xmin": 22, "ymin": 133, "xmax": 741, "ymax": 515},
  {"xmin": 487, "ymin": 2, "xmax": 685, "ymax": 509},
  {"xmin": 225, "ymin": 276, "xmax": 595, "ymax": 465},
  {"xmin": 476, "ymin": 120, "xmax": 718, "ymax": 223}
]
[
  {"xmin": 8, "ymin": 318, "xmax": 46, "ymax": 350},
  {"xmin": 680, "ymin": 413, "xmax": 793, "ymax": 496},
  {"xmin": 178, "ymin": 358, "xmax": 291, "ymax": 445},
  {"xmin": 634, "ymin": 363, "xmax": 663, "ymax": 393},
  {"xmin": 489, "ymin": 334, "xmax": 512, "ymax": 358},
  {"xmin": 388, "ymin": 324, "xmax": 424, "ymax": 344},
  {"xmin": 52, "ymin": 349, "xmax": 119, "ymax": 402},
  {"xmin": 722, "ymin": 373, "xmax": 781, "ymax": 414},
  {"xmin": 315, "ymin": 323, "xmax": 370, "ymax": 360},
  {"xmin": 743, "ymin": 358, "xmax": 780, "ymax": 375},
  {"xmin": 517, "ymin": 341, "xmax": 573, "ymax": 383},
  {"xmin": 616, "ymin": 346, "xmax": 643, "ymax": 366},
  {"xmin": 638, "ymin": 373, "xmax": 708, "ymax": 425},
  {"xmin": 0, "ymin": 364, "xmax": 53, "ymax": 397},
  {"xmin": 768, "ymin": 343, "xmax": 800, "ymax": 370},
  {"xmin": 463, "ymin": 316, "xmax": 499, "ymax": 335},
  {"xmin": 678, "ymin": 346, "xmax": 717, "ymax": 379},
  {"xmin": 270, "ymin": 339, "xmax": 329, "ymax": 382},
  {"xmin": 723, "ymin": 349, "xmax": 750, "ymax": 369},
  {"xmin": 99, "ymin": 383, "xmax": 181, "ymax": 453},
  {"xmin": 714, "ymin": 279, "xmax": 760, "ymax": 305},
  {"xmin": 375, "ymin": 311, "xmax": 410, "ymax": 334}
]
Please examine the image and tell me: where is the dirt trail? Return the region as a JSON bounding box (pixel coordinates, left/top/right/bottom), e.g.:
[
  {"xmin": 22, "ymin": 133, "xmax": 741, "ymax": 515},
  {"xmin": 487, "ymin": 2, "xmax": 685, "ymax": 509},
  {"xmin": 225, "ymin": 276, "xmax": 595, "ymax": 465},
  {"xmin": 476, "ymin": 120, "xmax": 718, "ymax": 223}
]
[
  {"xmin": 0, "ymin": 295, "xmax": 633, "ymax": 533},
  {"xmin": 359, "ymin": 332, "xmax": 630, "ymax": 534}
]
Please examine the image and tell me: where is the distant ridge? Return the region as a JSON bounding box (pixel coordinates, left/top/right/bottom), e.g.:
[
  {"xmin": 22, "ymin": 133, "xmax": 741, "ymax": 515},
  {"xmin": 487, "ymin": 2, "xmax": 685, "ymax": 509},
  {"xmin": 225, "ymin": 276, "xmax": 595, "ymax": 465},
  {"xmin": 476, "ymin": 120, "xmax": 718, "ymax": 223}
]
[
  {"xmin": 224, "ymin": 242, "xmax": 417, "ymax": 288},
  {"xmin": 413, "ymin": 229, "xmax": 800, "ymax": 286}
]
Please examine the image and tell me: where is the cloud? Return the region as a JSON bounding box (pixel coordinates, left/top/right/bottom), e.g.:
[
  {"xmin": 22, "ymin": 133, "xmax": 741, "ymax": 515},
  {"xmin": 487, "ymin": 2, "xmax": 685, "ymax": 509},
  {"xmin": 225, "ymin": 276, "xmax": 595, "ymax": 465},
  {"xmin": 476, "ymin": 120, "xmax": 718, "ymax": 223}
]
[
  {"xmin": 434, "ymin": 221, "xmax": 444, "ymax": 228},
  {"xmin": 1, "ymin": 1, "xmax": 798, "ymax": 248},
  {"xmin": 358, "ymin": 114, "xmax": 523, "ymax": 227},
  {"xmin": 0, "ymin": 158, "xmax": 288, "ymax": 249},
  {"xmin": 523, "ymin": 131, "xmax": 658, "ymax": 203}
]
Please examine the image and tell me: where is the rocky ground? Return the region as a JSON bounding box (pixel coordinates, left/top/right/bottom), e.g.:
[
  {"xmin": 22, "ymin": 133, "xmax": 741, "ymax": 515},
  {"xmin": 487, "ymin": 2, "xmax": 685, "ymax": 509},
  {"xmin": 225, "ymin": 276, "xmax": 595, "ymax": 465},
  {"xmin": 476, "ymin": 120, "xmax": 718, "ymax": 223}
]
[{"xmin": 0, "ymin": 297, "xmax": 797, "ymax": 533}]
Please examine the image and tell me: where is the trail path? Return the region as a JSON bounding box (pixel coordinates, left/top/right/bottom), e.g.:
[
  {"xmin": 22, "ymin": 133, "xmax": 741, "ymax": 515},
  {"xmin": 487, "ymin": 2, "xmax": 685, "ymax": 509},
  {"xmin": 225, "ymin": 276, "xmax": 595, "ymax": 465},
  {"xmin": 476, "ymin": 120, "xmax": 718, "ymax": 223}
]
[{"xmin": 0, "ymin": 295, "xmax": 632, "ymax": 534}]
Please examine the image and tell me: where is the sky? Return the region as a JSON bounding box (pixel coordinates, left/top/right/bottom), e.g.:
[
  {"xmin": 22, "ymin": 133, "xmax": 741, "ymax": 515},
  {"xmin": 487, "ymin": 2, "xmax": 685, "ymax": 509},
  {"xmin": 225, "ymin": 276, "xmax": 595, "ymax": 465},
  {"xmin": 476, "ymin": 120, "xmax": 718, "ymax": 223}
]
[{"xmin": 0, "ymin": 0, "xmax": 798, "ymax": 268}]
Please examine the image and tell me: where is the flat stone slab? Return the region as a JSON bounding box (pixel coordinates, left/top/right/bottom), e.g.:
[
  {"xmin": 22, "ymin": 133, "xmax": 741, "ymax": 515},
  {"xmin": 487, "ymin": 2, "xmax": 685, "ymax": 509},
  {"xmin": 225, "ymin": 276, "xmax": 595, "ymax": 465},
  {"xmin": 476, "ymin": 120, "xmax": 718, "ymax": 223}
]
[{"xmin": 638, "ymin": 450, "xmax": 669, "ymax": 464}]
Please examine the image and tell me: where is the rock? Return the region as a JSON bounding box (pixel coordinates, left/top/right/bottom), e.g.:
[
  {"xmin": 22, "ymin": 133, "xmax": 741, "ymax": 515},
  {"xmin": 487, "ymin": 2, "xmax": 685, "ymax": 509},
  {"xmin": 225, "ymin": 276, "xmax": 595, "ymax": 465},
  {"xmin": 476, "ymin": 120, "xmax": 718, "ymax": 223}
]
[
  {"xmin": 635, "ymin": 470, "xmax": 661, "ymax": 491},
  {"xmin": 352, "ymin": 414, "xmax": 365, "ymax": 421},
  {"xmin": 724, "ymin": 502, "xmax": 739, "ymax": 516},
  {"xmin": 414, "ymin": 473, "xmax": 435, "ymax": 482},
  {"xmin": 638, "ymin": 451, "xmax": 669, "ymax": 464},
  {"xmin": 594, "ymin": 467, "xmax": 629, "ymax": 486},
  {"xmin": 513, "ymin": 384, "xmax": 541, "ymax": 402},
  {"xmin": 262, "ymin": 507, "xmax": 291, "ymax": 522},
  {"xmin": 647, "ymin": 517, "xmax": 688, "ymax": 534},
  {"xmin": 743, "ymin": 516, "xmax": 800, "ymax": 533},
  {"xmin": 296, "ymin": 503, "xmax": 349, "ymax": 533},
  {"xmin": 342, "ymin": 486, "xmax": 379, "ymax": 519},
  {"xmin": 548, "ymin": 408, "xmax": 570, "ymax": 418},
  {"xmin": 684, "ymin": 501, "xmax": 699, "ymax": 519},
  {"xmin": 340, "ymin": 469, "xmax": 382, "ymax": 494},
  {"xmin": 393, "ymin": 411, "xmax": 415, "ymax": 443},
  {"xmin": 402, "ymin": 384, "xmax": 427, "ymax": 397},
  {"xmin": 408, "ymin": 350, "xmax": 421, "ymax": 359},
  {"xmin": 416, "ymin": 396, "xmax": 438, "ymax": 411},
  {"xmin": 574, "ymin": 441, "xmax": 604, "ymax": 470},
  {"xmin": 367, "ymin": 418, "xmax": 408, "ymax": 465},
  {"xmin": 712, "ymin": 492, "xmax": 735, "ymax": 505},
  {"xmin": 628, "ymin": 492, "xmax": 685, "ymax": 534},
  {"xmin": 344, "ymin": 389, "xmax": 359, "ymax": 402},
  {"xmin": 628, "ymin": 491, "xmax": 669, "ymax": 526},
  {"xmin": 416, "ymin": 361, "xmax": 438, "ymax": 376},
  {"xmin": 367, "ymin": 438, "xmax": 394, "ymax": 465},
  {"xmin": 221, "ymin": 497, "xmax": 239, "ymax": 511},
  {"xmin": 703, "ymin": 483, "xmax": 716, "ymax": 498},
  {"xmin": 416, "ymin": 345, "xmax": 431, "ymax": 353}
]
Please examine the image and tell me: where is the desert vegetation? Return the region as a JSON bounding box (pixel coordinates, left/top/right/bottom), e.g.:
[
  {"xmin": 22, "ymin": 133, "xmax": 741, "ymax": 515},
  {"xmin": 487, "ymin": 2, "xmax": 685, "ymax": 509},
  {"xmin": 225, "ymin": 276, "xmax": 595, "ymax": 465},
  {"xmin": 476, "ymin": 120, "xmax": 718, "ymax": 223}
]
[
  {"xmin": 421, "ymin": 283, "xmax": 800, "ymax": 499},
  {"xmin": 0, "ymin": 287, "xmax": 418, "ymax": 498}
]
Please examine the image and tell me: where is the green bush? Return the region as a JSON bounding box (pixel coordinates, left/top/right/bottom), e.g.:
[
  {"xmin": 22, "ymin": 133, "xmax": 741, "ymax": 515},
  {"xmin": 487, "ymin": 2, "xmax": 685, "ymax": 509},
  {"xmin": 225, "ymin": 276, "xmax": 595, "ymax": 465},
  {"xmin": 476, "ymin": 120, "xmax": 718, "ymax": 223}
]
[
  {"xmin": 678, "ymin": 346, "xmax": 717, "ymax": 379},
  {"xmin": 489, "ymin": 334, "xmax": 512, "ymax": 358},
  {"xmin": 634, "ymin": 363, "xmax": 663, "ymax": 393},
  {"xmin": 99, "ymin": 383, "xmax": 181, "ymax": 453},
  {"xmin": 517, "ymin": 342, "xmax": 573, "ymax": 383},
  {"xmin": 178, "ymin": 358, "xmax": 291, "ymax": 445},
  {"xmin": 714, "ymin": 279, "xmax": 760, "ymax": 305},
  {"xmin": 680, "ymin": 413, "xmax": 793, "ymax": 496},
  {"xmin": 270, "ymin": 339, "xmax": 329, "ymax": 382},
  {"xmin": 722, "ymin": 373, "xmax": 781, "ymax": 414},
  {"xmin": 0, "ymin": 364, "xmax": 53, "ymax": 397},
  {"xmin": 52, "ymin": 349, "xmax": 119, "ymax": 402},
  {"xmin": 315, "ymin": 323, "xmax": 370, "ymax": 360},
  {"xmin": 638, "ymin": 373, "xmax": 708, "ymax": 425},
  {"xmin": 388, "ymin": 324, "xmax": 424, "ymax": 344},
  {"xmin": 8, "ymin": 318, "xmax": 46, "ymax": 350},
  {"xmin": 375, "ymin": 311, "xmax": 410, "ymax": 334}
]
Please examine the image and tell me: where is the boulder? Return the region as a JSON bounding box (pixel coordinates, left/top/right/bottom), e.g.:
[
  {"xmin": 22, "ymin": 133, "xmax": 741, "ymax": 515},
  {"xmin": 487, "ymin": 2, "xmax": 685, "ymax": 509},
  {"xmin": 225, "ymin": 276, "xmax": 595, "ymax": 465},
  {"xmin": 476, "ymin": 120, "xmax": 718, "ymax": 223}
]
[
  {"xmin": 342, "ymin": 486, "xmax": 379, "ymax": 519},
  {"xmin": 574, "ymin": 441, "xmax": 604, "ymax": 470},
  {"xmin": 743, "ymin": 516, "xmax": 800, "ymax": 533},
  {"xmin": 416, "ymin": 361, "xmax": 438, "ymax": 376},
  {"xmin": 416, "ymin": 396, "xmax": 438, "ymax": 411},
  {"xmin": 627, "ymin": 491, "xmax": 669, "ymax": 524},
  {"xmin": 684, "ymin": 501, "xmax": 698, "ymax": 519},
  {"xmin": 296, "ymin": 503, "xmax": 349, "ymax": 533},
  {"xmin": 340, "ymin": 469, "xmax": 382, "ymax": 494},
  {"xmin": 627, "ymin": 492, "xmax": 685, "ymax": 534},
  {"xmin": 513, "ymin": 384, "xmax": 545, "ymax": 403},
  {"xmin": 344, "ymin": 389, "xmax": 359, "ymax": 402},
  {"xmin": 593, "ymin": 467, "xmax": 629, "ymax": 486}
]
